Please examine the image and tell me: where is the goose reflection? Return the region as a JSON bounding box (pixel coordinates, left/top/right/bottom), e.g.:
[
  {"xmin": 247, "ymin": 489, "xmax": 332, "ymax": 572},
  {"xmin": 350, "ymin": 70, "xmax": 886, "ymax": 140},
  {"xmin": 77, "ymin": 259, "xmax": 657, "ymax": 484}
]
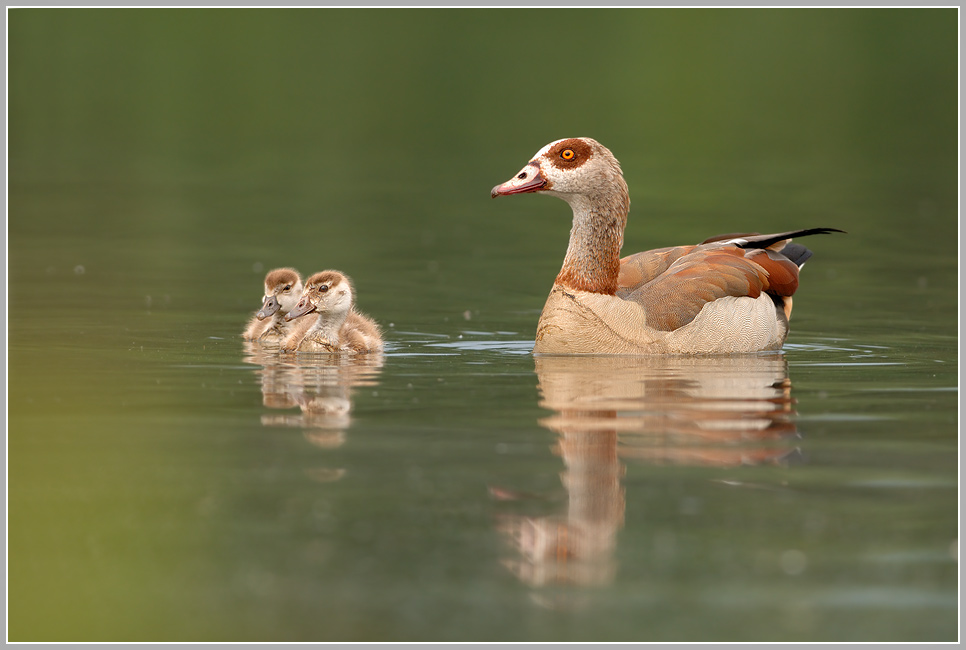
[
  {"xmin": 498, "ymin": 353, "xmax": 799, "ymax": 590},
  {"xmin": 242, "ymin": 342, "xmax": 384, "ymax": 457}
]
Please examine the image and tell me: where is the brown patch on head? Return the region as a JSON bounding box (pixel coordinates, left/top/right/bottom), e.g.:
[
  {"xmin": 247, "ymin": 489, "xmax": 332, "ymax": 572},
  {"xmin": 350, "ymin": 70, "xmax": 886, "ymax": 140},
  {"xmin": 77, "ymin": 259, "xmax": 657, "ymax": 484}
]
[
  {"xmin": 544, "ymin": 138, "xmax": 595, "ymax": 171},
  {"xmin": 305, "ymin": 270, "xmax": 352, "ymax": 295},
  {"xmin": 265, "ymin": 267, "xmax": 301, "ymax": 292}
]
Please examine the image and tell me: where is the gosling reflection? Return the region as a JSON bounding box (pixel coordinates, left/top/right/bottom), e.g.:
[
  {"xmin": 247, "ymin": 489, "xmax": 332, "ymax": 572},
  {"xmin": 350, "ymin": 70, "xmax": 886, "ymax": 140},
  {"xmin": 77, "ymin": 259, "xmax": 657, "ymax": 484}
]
[
  {"xmin": 242, "ymin": 342, "xmax": 383, "ymax": 456},
  {"xmin": 498, "ymin": 354, "xmax": 798, "ymax": 589}
]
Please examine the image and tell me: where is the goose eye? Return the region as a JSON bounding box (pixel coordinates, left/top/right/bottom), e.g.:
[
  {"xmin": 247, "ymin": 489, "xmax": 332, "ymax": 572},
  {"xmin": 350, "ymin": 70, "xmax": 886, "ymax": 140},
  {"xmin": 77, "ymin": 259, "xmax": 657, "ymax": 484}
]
[{"xmin": 560, "ymin": 149, "xmax": 575, "ymax": 161}]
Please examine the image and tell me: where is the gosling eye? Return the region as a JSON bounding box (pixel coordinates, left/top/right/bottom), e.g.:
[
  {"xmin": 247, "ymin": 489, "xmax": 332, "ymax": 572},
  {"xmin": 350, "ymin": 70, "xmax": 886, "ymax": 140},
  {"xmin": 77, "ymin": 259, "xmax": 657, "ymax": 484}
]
[
  {"xmin": 560, "ymin": 149, "xmax": 575, "ymax": 161},
  {"xmin": 319, "ymin": 285, "xmax": 329, "ymax": 293},
  {"xmin": 282, "ymin": 285, "xmax": 291, "ymax": 291}
]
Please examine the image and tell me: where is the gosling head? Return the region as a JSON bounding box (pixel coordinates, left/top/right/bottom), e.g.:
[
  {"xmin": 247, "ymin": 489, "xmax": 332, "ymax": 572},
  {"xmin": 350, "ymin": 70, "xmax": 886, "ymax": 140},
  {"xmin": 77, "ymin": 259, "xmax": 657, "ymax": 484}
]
[
  {"xmin": 490, "ymin": 137, "xmax": 627, "ymax": 208},
  {"xmin": 284, "ymin": 270, "xmax": 355, "ymax": 322},
  {"xmin": 256, "ymin": 268, "xmax": 303, "ymax": 320},
  {"xmin": 255, "ymin": 268, "xmax": 302, "ymax": 320}
]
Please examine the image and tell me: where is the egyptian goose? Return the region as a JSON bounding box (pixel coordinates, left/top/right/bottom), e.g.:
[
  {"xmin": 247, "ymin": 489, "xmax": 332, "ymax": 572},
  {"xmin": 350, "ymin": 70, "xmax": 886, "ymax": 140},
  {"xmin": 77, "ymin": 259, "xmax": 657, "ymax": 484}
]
[
  {"xmin": 241, "ymin": 267, "xmax": 305, "ymax": 343},
  {"xmin": 491, "ymin": 137, "xmax": 843, "ymax": 354},
  {"xmin": 280, "ymin": 270, "xmax": 383, "ymax": 353}
]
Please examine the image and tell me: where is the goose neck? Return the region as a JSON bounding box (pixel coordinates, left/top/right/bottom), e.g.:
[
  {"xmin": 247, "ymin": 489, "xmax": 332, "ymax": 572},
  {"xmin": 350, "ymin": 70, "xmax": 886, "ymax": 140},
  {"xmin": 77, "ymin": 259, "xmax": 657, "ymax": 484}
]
[{"xmin": 555, "ymin": 188, "xmax": 629, "ymax": 295}]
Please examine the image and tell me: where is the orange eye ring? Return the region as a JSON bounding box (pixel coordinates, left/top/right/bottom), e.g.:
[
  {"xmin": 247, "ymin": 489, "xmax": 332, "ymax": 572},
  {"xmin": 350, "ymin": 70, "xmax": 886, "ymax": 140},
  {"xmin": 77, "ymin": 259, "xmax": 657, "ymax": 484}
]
[{"xmin": 561, "ymin": 149, "xmax": 575, "ymax": 160}]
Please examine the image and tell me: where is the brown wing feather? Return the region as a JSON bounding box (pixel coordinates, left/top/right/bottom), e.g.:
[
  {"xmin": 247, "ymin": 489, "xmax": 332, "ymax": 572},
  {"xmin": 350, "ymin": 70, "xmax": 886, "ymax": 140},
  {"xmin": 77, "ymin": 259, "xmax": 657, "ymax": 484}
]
[
  {"xmin": 745, "ymin": 249, "xmax": 801, "ymax": 296},
  {"xmin": 617, "ymin": 246, "xmax": 697, "ymax": 292},
  {"xmin": 612, "ymin": 228, "xmax": 838, "ymax": 331},
  {"xmin": 619, "ymin": 246, "xmax": 801, "ymax": 332}
]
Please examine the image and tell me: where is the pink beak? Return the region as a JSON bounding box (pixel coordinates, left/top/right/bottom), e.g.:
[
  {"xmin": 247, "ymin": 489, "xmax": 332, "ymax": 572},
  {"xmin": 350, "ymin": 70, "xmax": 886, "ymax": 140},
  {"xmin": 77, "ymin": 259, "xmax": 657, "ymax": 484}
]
[{"xmin": 491, "ymin": 163, "xmax": 548, "ymax": 198}]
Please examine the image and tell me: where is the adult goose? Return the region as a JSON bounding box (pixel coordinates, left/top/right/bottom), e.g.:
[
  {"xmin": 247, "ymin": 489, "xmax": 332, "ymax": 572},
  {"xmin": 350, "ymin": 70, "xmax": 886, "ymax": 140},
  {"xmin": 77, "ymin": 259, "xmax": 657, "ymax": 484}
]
[
  {"xmin": 281, "ymin": 270, "xmax": 383, "ymax": 354},
  {"xmin": 491, "ymin": 137, "xmax": 842, "ymax": 354}
]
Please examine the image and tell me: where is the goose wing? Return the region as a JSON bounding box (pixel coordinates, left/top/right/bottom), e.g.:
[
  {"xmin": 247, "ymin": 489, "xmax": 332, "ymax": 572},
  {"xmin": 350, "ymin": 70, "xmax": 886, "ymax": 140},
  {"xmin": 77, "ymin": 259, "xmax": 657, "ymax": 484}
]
[{"xmin": 616, "ymin": 228, "xmax": 842, "ymax": 332}]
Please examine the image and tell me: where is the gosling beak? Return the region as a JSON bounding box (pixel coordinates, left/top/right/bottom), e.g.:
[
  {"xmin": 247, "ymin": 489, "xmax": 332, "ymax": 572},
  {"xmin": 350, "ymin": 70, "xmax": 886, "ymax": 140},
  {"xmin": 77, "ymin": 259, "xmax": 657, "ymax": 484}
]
[
  {"xmin": 256, "ymin": 295, "xmax": 280, "ymax": 320},
  {"xmin": 284, "ymin": 297, "xmax": 316, "ymax": 321},
  {"xmin": 491, "ymin": 163, "xmax": 548, "ymax": 198}
]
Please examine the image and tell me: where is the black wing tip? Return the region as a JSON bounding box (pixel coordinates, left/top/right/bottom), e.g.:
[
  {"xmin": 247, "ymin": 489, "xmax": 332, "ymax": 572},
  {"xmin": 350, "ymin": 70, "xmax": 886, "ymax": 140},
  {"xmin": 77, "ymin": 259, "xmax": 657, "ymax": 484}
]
[
  {"xmin": 777, "ymin": 229, "xmax": 847, "ymax": 267},
  {"xmin": 772, "ymin": 227, "xmax": 847, "ymax": 238},
  {"xmin": 803, "ymin": 227, "xmax": 847, "ymax": 235},
  {"xmin": 736, "ymin": 227, "xmax": 846, "ymax": 250}
]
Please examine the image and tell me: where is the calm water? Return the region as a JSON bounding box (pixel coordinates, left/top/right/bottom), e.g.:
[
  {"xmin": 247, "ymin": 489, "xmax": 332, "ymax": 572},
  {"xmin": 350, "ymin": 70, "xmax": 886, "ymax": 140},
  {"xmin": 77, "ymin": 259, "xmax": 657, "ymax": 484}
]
[{"xmin": 7, "ymin": 8, "xmax": 958, "ymax": 642}]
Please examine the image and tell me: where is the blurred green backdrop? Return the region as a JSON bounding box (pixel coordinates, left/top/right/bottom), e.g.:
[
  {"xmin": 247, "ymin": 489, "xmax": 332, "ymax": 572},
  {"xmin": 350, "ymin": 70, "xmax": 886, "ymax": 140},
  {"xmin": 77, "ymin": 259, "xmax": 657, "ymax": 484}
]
[
  {"xmin": 8, "ymin": 8, "xmax": 957, "ymax": 321},
  {"xmin": 7, "ymin": 7, "xmax": 959, "ymax": 642}
]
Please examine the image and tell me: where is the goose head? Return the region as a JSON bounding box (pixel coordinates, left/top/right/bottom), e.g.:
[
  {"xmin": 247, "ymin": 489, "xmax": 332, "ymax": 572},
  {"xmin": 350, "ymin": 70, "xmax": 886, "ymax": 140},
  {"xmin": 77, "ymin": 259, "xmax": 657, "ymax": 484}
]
[
  {"xmin": 490, "ymin": 137, "xmax": 628, "ymax": 211},
  {"xmin": 256, "ymin": 268, "xmax": 303, "ymax": 320},
  {"xmin": 285, "ymin": 270, "xmax": 355, "ymax": 322}
]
